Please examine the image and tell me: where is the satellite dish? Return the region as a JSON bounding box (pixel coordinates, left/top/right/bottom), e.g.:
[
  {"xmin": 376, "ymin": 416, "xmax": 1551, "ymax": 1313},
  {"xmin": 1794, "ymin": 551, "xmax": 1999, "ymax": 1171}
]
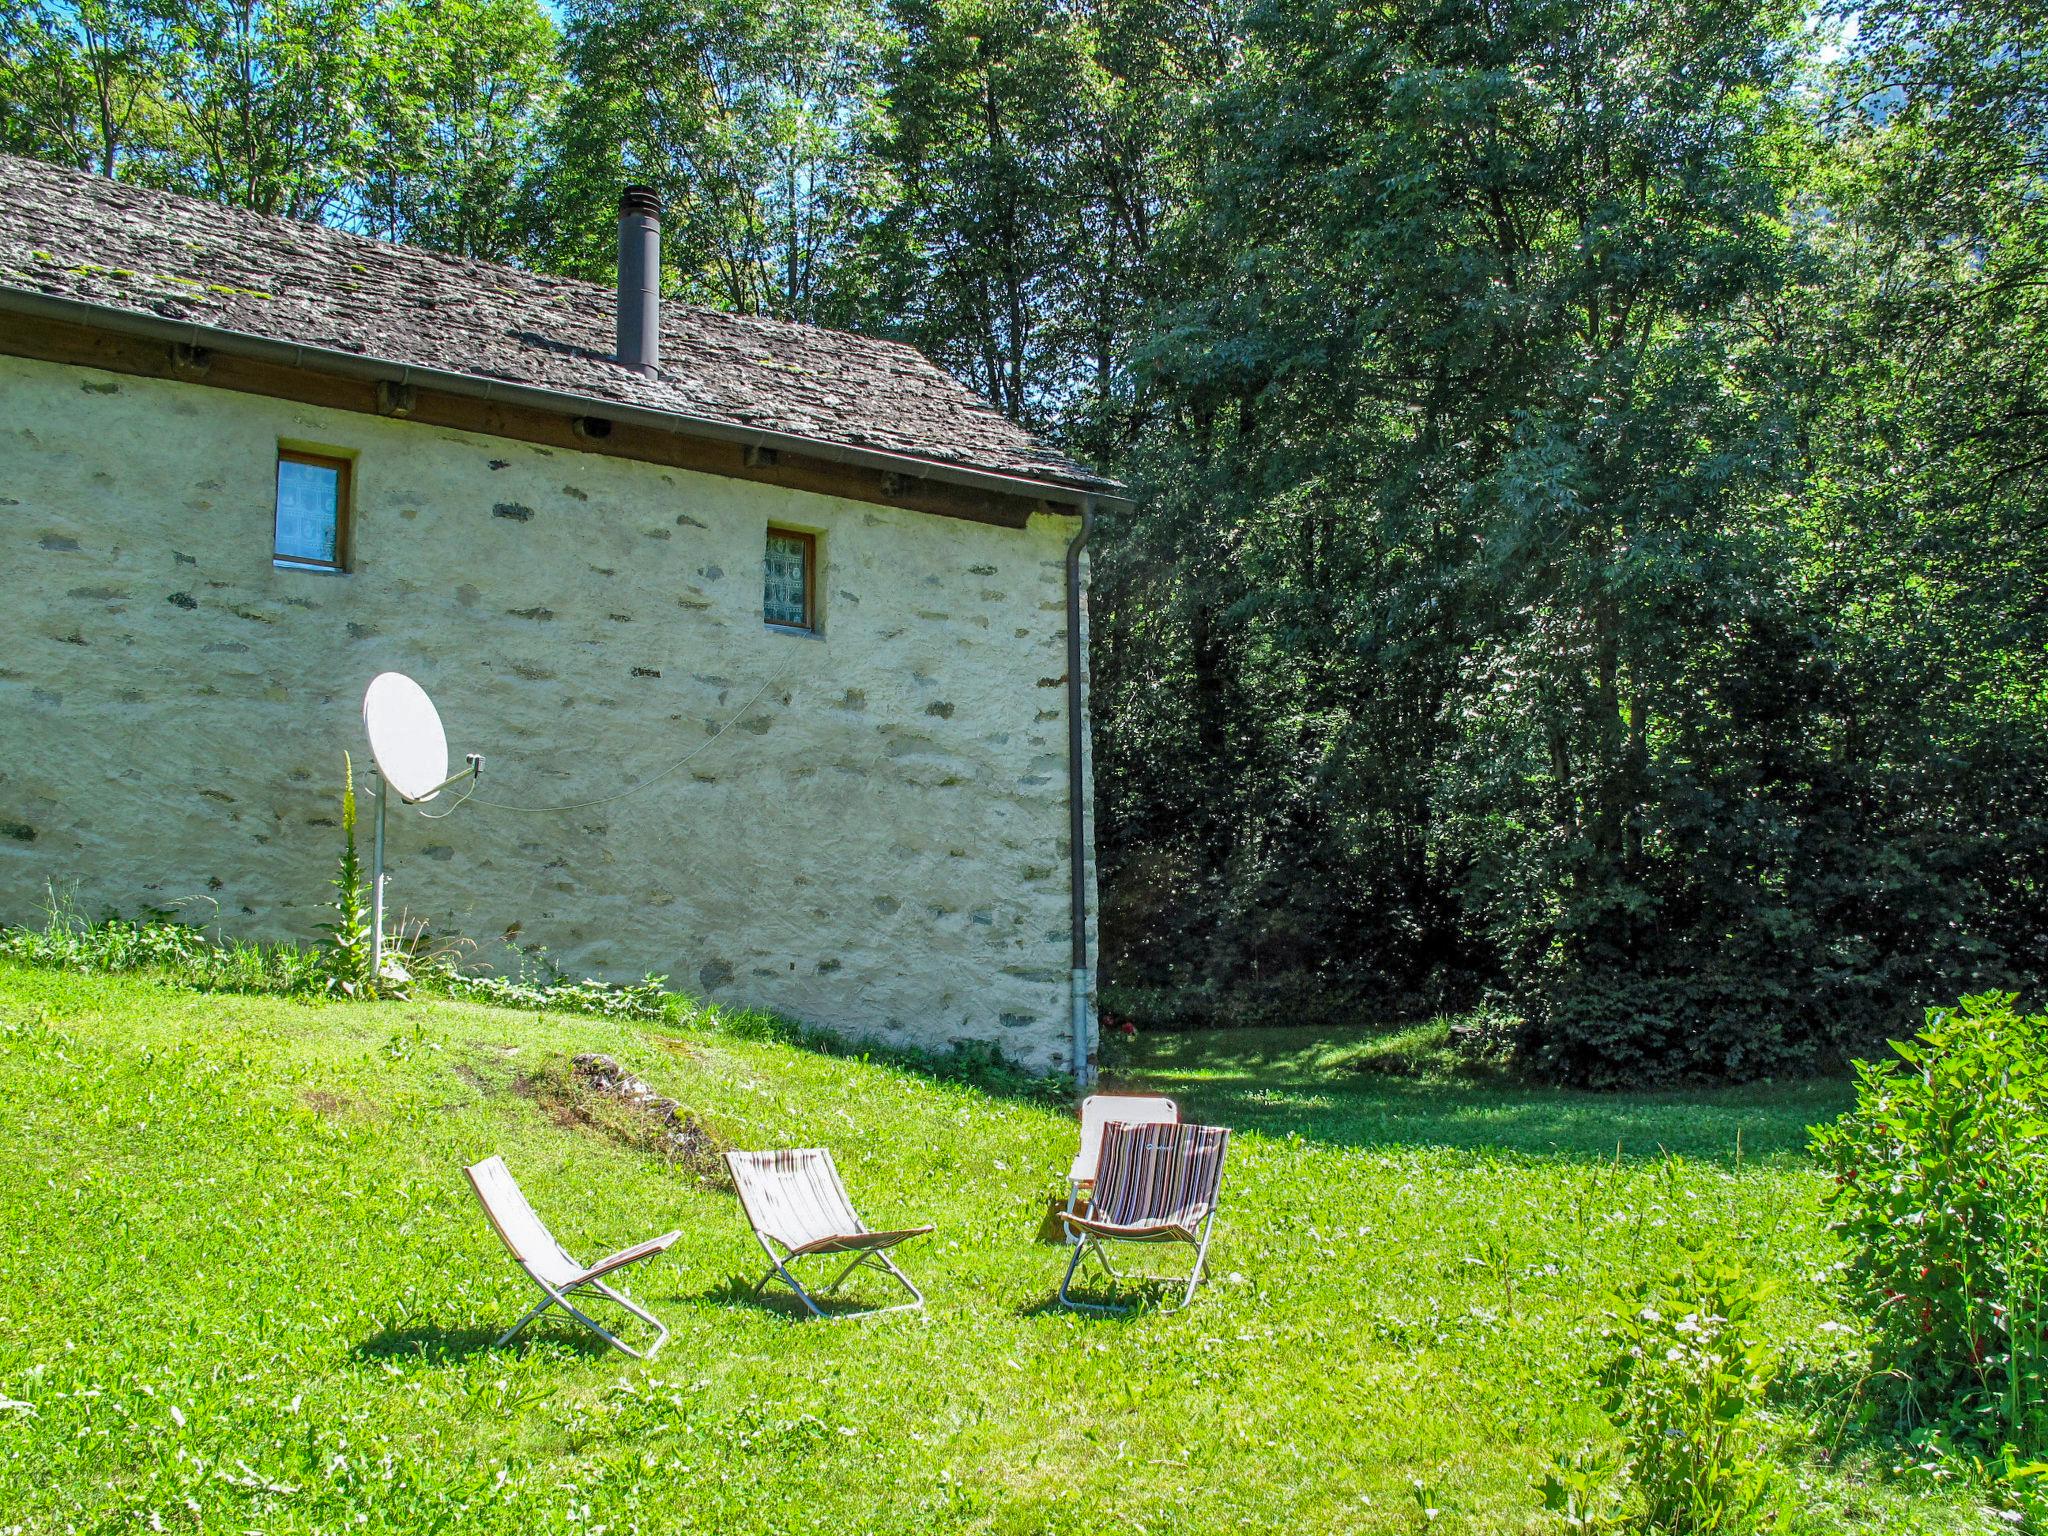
[
  {"xmin": 357, "ymin": 672, "xmax": 483, "ymax": 981},
  {"xmin": 363, "ymin": 671, "xmax": 450, "ymax": 803}
]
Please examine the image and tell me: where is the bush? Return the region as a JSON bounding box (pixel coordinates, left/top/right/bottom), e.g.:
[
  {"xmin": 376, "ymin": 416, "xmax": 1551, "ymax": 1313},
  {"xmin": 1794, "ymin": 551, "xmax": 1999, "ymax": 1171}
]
[
  {"xmin": 1547, "ymin": 1239, "xmax": 1786, "ymax": 1533},
  {"xmin": 1809, "ymin": 992, "xmax": 2048, "ymax": 1456}
]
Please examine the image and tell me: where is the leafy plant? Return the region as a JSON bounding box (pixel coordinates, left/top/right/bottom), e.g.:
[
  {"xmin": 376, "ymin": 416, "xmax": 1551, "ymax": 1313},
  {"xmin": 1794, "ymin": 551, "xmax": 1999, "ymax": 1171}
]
[
  {"xmin": 414, "ymin": 944, "xmax": 672, "ymax": 1020},
  {"xmin": 316, "ymin": 752, "xmax": 377, "ymax": 998},
  {"xmin": 1538, "ymin": 1445, "xmax": 1624, "ymax": 1532},
  {"xmin": 1551, "ymin": 1238, "xmax": 1785, "ymax": 1533},
  {"xmin": 1809, "ymin": 992, "xmax": 2048, "ymax": 1456}
]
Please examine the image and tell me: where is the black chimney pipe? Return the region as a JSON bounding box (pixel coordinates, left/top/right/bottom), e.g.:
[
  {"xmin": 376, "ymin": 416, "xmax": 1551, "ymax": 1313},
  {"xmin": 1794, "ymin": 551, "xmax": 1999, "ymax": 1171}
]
[{"xmin": 617, "ymin": 186, "xmax": 661, "ymax": 373}]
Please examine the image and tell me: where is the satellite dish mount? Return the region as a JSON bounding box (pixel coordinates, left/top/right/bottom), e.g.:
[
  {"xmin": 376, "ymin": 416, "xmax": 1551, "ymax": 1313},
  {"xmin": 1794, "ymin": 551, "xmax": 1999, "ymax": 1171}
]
[{"xmin": 361, "ymin": 671, "xmax": 483, "ymax": 977}]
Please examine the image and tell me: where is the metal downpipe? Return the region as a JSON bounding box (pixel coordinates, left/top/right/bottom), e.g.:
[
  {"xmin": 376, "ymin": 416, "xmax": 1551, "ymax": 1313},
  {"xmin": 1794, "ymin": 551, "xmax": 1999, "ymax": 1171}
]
[{"xmin": 1065, "ymin": 498, "xmax": 1098, "ymax": 1092}]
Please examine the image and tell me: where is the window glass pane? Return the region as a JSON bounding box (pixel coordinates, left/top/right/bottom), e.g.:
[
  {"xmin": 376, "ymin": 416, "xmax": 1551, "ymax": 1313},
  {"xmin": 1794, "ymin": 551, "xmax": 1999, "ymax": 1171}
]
[
  {"xmin": 275, "ymin": 458, "xmax": 341, "ymax": 565},
  {"xmin": 764, "ymin": 530, "xmax": 809, "ymax": 627}
]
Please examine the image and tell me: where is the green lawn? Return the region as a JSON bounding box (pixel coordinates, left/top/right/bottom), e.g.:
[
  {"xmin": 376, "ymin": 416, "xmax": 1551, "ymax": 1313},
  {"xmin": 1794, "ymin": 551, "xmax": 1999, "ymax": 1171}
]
[{"xmin": 0, "ymin": 965, "xmax": 2004, "ymax": 1534}]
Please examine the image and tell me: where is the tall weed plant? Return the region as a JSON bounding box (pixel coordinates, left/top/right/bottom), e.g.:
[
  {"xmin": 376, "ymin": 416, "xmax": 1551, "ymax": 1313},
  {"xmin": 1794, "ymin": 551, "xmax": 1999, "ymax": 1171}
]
[
  {"xmin": 317, "ymin": 752, "xmax": 377, "ymax": 997},
  {"xmin": 1810, "ymin": 992, "xmax": 2048, "ymax": 1458}
]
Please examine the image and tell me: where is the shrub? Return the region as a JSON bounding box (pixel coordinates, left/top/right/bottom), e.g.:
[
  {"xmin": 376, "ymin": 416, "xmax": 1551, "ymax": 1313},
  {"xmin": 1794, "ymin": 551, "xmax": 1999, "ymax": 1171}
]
[
  {"xmin": 1808, "ymin": 992, "xmax": 2048, "ymax": 1456},
  {"xmin": 1546, "ymin": 1239, "xmax": 1785, "ymax": 1533}
]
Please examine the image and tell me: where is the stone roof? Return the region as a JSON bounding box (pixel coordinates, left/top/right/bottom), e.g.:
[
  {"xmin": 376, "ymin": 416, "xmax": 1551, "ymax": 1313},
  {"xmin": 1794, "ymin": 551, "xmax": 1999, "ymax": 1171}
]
[{"xmin": 0, "ymin": 154, "xmax": 1117, "ymax": 499}]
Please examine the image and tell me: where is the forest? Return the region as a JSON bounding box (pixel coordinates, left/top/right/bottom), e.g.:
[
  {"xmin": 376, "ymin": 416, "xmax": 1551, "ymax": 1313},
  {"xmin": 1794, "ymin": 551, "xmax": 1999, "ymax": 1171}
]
[{"xmin": 3, "ymin": 0, "xmax": 2042, "ymax": 1084}]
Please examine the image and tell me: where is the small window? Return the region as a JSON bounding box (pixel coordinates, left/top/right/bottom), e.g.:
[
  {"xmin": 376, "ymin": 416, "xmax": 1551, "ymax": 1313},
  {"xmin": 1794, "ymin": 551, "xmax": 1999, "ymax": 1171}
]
[
  {"xmin": 274, "ymin": 450, "xmax": 351, "ymax": 570},
  {"xmin": 764, "ymin": 527, "xmax": 816, "ymax": 631}
]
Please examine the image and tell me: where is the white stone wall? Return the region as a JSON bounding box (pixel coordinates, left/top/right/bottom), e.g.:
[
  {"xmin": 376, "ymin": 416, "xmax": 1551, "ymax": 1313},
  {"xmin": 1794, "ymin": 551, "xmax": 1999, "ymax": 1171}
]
[{"xmin": 0, "ymin": 352, "xmax": 1098, "ymax": 1072}]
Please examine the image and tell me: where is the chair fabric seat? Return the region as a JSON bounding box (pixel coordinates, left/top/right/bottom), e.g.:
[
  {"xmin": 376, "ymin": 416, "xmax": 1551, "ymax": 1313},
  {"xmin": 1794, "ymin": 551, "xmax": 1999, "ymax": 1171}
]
[
  {"xmin": 787, "ymin": 1224, "xmax": 935, "ymax": 1257},
  {"xmin": 1059, "ymin": 1211, "xmax": 1205, "ymax": 1244},
  {"xmin": 464, "ymin": 1155, "xmax": 675, "ymax": 1359},
  {"xmin": 571, "ymin": 1231, "xmax": 682, "ymax": 1286},
  {"xmin": 1055, "ymin": 1121, "xmax": 1231, "ymax": 1315}
]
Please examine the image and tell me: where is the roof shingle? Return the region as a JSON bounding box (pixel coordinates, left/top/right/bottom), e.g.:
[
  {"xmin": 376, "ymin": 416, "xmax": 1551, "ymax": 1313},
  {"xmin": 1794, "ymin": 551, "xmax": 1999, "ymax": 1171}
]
[{"xmin": 0, "ymin": 154, "xmax": 1116, "ymax": 498}]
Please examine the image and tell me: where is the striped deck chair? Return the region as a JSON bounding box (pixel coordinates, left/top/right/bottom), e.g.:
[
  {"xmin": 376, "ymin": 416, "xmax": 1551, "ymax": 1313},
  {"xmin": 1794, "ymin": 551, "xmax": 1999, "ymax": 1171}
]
[
  {"xmin": 725, "ymin": 1149, "xmax": 933, "ymax": 1319},
  {"xmin": 465, "ymin": 1155, "xmax": 679, "ymax": 1359},
  {"xmin": 1057, "ymin": 1121, "xmax": 1230, "ymax": 1314},
  {"xmin": 1064, "ymin": 1094, "xmax": 1179, "ymax": 1237}
]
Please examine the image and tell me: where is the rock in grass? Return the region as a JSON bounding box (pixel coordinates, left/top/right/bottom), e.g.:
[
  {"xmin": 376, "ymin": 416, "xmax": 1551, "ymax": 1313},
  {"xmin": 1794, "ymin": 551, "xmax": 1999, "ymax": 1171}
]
[{"xmin": 547, "ymin": 1052, "xmax": 730, "ymax": 1183}]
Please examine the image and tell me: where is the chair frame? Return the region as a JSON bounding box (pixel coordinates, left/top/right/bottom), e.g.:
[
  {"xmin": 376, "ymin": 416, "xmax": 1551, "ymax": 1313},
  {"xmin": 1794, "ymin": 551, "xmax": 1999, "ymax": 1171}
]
[
  {"xmin": 1059, "ymin": 1205, "xmax": 1220, "ymax": 1315},
  {"xmin": 465, "ymin": 1156, "xmax": 677, "ymax": 1360},
  {"xmin": 492, "ymin": 1268, "xmax": 673, "ymax": 1359},
  {"xmin": 1057, "ymin": 1123, "xmax": 1228, "ymax": 1316},
  {"xmin": 727, "ymin": 1148, "xmax": 930, "ymax": 1321},
  {"xmin": 746, "ymin": 1233, "xmax": 927, "ymax": 1320}
]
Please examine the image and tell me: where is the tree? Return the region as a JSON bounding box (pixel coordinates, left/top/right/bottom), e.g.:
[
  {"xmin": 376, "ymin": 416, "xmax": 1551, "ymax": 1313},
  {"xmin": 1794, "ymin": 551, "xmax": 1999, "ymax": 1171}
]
[
  {"xmin": 356, "ymin": 0, "xmax": 562, "ymax": 259},
  {"xmin": 0, "ymin": 0, "xmax": 179, "ymax": 176},
  {"xmin": 158, "ymin": 0, "xmax": 369, "ymax": 220},
  {"xmin": 543, "ymin": 0, "xmax": 891, "ymax": 324}
]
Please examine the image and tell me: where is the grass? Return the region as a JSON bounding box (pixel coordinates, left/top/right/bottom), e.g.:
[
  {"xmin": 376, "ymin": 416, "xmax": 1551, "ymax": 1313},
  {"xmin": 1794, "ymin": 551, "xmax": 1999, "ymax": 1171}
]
[{"xmin": 0, "ymin": 969, "xmax": 2013, "ymax": 1535}]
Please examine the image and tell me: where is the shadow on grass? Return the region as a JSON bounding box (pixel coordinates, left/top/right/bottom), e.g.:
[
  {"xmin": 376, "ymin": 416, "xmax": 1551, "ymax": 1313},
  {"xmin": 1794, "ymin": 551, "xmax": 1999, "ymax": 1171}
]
[
  {"xmin": 1014, "ymin": 1284, "xmax": 1180, "ymax": 1322},
  {"xmin": 690, "ymin": 1272, "xmax": 927, "ymax": 1323},
  {"xmin": 1099, "ymin": 1027, "xmax": 1853, "ymax": 1166},
  {"xmin": 351, "ymin": 1322, "xmax": 611, "ymax": 1363},
  {"xmin": 699, "ymin": 1010, "xmax": 1075, "ymax": 1114}
]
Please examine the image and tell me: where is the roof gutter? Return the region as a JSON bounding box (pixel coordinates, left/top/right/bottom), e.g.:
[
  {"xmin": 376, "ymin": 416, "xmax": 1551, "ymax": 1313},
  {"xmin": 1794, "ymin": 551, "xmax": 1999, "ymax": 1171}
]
[
  {"xmin": 0, "ymin": 285, "xmax": 1135, "ymax": 511},
  {"xmin": 1066, "ymin": 496, "xmax": 1098, "ymax": 1093}
]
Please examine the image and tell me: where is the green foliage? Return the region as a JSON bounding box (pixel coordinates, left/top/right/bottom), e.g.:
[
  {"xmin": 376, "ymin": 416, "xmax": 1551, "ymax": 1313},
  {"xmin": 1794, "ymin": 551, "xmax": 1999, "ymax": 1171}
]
[
  {"xmin": 0, "ymin": 891, "xmax": 329, "ymax": 995},
  {"xmin": 409, "ymin": 943, "xmax": 677, "ymax": 1021},
  {"xmin": 539, "ymin": 0, "xmax": 891, "ymax": 322},
  {"xmin": 0, "ymin": 0, "xmax": 179, "ymax": 173},
  {"xmin": 0, "ymin": 0, "xmax": 562, "ymax": 237},
  {"xmin": 357, "ymin": 0, "xmax": 561, "ymax": 257},
  {"xmin": 0, "ymin": 893, "xmax": 1061, "ymax": 1099},
  {"xmin": 1573, "ymin": 1238, "xmax": 1787, "ymax": 1533},
  {"xmin": 1089, "ymin": 0, "xmax": 2048, "ymax": 1082},
  {"xmin": 1810, "ymin": 993, "xmax": 2048, "ymax": 1457}
]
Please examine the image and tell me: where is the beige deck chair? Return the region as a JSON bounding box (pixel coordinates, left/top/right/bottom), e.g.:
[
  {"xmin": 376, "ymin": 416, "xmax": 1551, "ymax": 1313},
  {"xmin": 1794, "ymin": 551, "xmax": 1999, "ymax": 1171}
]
[
  {"xmin": 1057, "ymin": 1121, "xmax": 1230, "ymax": 1314},
  {"xmin": 1065, "ymin": 1094, "xmax": 1179, "ymax": 1235},
  {"xmin": 465, "ymin": 1155, "xmax": 679, "ymax": 1359},
  {"xmin": 725, "ymin": 1149, "xmax": 932, "ymax": 1319}
]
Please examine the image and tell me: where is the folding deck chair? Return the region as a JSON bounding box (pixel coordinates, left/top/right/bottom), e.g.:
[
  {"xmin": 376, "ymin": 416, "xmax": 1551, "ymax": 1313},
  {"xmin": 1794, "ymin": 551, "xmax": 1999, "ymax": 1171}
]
[
  {"xmin": 1057, "ymin": 1121, "xmax": 1230, "ymax": 1314},
  {"xmin": 725, "ymin": 1148, "xmax": 932, "ymax": 1319},
  {"xmin": 465, "ymin": 1155, "xmax": 679, "ymax": 1359},
  {"xmin": 1064, "ymin": 1094, "xmax": 1179, "ymax": 1237}
]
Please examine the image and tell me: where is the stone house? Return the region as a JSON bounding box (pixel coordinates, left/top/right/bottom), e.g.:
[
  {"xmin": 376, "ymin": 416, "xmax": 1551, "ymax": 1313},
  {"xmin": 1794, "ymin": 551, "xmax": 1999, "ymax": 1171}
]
[{"xmin": 0, "ymin": 155, "xmax": 1123, "ymax": 1078}]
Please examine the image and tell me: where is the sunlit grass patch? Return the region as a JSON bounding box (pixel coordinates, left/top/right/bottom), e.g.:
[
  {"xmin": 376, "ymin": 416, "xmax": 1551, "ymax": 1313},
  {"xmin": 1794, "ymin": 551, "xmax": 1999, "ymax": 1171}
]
[{"xmin": 0, "ymin": 964, "xmax": 2010, "ymax": 1533}]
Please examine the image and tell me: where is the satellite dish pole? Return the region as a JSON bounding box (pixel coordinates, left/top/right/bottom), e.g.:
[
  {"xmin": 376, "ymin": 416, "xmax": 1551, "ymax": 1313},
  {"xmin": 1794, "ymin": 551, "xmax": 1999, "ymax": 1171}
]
[{"xmin": 361, "ymin": 672, "xmax": 482, "ymax": 978}]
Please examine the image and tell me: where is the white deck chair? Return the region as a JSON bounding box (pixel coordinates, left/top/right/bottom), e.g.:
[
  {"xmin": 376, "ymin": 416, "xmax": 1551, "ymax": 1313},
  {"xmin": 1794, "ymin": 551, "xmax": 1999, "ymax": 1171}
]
[
  {"xmin": 465, "ymin": 1155, "xmax": 679, "ymax": 1359},
  {"xmin": 726, "ymin": 1149, "xmax": 932, "ymax": 1319},
  {"xmin": 1065, "ymin": 1095, "xmax": 1179, "ymax": 1237}
]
